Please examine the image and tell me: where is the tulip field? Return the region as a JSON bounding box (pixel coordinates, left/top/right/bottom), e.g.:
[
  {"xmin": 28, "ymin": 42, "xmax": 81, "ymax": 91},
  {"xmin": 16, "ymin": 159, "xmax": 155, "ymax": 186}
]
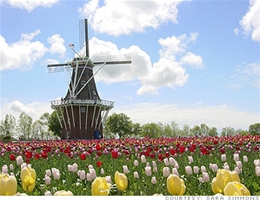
[{"xmin": 0, "ymin": 135, "xmax": 260, "ymax": 196}]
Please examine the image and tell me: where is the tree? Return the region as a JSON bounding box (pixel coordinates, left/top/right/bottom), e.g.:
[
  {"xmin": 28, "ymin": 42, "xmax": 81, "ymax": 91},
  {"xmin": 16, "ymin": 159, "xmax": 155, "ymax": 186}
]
[
  {"xmin": 191, "ymin": 125, "xmax": 201, "ymax": 136},
  {"xmin": 221, "ymin": 126, "xmax": 235, "ymax": 136},
  {"xmin": 140, "ymin": 123, "xmax": 161, "ymax": 138},
  {"xmin": 31, "ymin": 120, "xmax": 43, "ymax": 139},
  {"xmin": 105, "ymin": 113, "xmax": 132, "ymax": 138},
  {"xmin": 131, "ymin": 122, "xmax": 142, "ymax": 137},
  {"xmin": 17, "ymin": 112, "xmax": 33, "ymax": 140},
  {"xmin": 182, "ymin": 124, "xmax": 191, "ymax": 136},
  {"xmin": 0, "ymin": 114, "xmax": 16, "ymax": 140},
  {"xmin": 200, "ymin": 123, "xmax": 210, "ymax": 136},
  {"xmin": 209, "ymin": 127, "xmax": 218, "ymax": 136},
  {"xmin": 163, "ymin": 124, "xmax": 174, "ymax": 137},
  {"xmin": 170, "ymin": 121, "xmax": 180, "ymax": 136},
  {"xmin": 249, "ymin": 123, "xmax": 260, "ymax": 135},
  {"xmin": 48, "ymin": 111, "xmax": 62, "ymax": 138}
]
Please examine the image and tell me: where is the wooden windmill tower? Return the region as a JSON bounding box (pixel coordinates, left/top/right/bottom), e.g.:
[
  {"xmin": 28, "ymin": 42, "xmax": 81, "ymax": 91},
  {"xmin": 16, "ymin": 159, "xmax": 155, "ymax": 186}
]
[{"xmin": 47, "ymin": 19, "xmax": 131, "ymax": 139}]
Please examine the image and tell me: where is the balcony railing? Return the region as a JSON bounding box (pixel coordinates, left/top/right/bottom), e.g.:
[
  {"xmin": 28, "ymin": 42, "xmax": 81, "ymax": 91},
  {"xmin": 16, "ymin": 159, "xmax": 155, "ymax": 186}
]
[{"xmin": 50, "ymin": 99, "xmax": 114, "ymax": 108}]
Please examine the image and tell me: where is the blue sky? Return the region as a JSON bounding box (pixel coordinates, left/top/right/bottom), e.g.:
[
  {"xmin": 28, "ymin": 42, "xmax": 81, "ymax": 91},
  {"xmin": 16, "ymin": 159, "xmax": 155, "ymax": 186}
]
[{"xmin": 1, "ymin": 0, "xmax": 259, "ymax": 132}]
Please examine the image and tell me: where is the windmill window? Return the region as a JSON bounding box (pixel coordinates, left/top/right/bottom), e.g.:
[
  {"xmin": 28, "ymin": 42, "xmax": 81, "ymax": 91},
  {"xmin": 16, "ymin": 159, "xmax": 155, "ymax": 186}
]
[
  {"xmin": 81, "ymin": 80, "xmax": 86, "ymax": 85},
  {"xmin": 92, "ymin": 90, "xmax": 97, "ymax": 96},
  {"xmin": 81, "ymin": 107, "xmax": 86, "ymax": 113}
]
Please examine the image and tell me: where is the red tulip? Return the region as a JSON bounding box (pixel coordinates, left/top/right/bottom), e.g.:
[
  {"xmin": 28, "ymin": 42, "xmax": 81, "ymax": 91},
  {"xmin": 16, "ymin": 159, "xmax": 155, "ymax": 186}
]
[
  {"xmin": 96, "ymin": 161, "xmax": 103, "ymax": 168},
  {"xmin": 189, "ymin": 144, "xmax": 196, "ymax": 153},
  {"xmin": 80, "ymin": 153, "xmax": 86, "ymax": 160},
  {"xmin": 200, "ymin": 147, "xmax": 209, "ymax": 155},
  {"xmin": 25, "ymin": 151, "xmax": 32, "ymax": 159},
  {"xmin": 111, "ymin": 150, "xmax": 118, "ymax": 159},
  {"xmin": 179, "ymin": 146, "xmax": 186, "ymax": 153},
  {"xmin": 219, "ymin": 147, "xmax": 226, "ymax": 154},
  {"xmin": 96, "ymin": 144, "xmax": 101, "ymax": 151},
  {"xmin": 170, "ymin": 149, "xmax": 176, "ymax": 155},
  {"xmin": 9, "ymin": 154, "xmax": 15, "ymax": 161},
  {"xmin": 41, "ymin": 151, "xmax": 48, "ymax": 159},
  {"xmin": 34, "ymin": 153, "xmax": 40, "ymax": 160}
]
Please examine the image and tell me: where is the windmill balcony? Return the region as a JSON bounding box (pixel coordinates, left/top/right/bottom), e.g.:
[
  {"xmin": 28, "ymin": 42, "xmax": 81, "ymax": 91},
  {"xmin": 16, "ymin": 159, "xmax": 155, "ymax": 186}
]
[{"xmin": 50, "ymin": 99, "xmax": 114, "ymax": 109}]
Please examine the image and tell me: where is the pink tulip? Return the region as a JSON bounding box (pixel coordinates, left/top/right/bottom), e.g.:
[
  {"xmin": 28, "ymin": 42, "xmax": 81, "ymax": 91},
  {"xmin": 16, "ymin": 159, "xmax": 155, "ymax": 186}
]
[
  {"xmin": 243, "ymin": 156, "xmax": 248, "ymax": 162},
  {"xmin": 134, "ymin": 171, "xmax": 139, "ymax": 178},
  {"xmin": 185, "ymin": 166, "xmax": 192, "ymax": 175},
  {"xmin": 134, "ymin": 160, "xmax": 138, "ymax": 166},
  {"xmin": 2, "ymin": 165, "xmax": 8, "ymax": 174},
  {"xmin": 164, "ymin": 158, "xmax": 169, "ymax": 166},
  {"xmin": 152, "ymin": 161, "xmax": 157, "ymax": 167},
  {"xmin": 201, "ymin": 166, "xmax": 206, "ymax": 173},
  {"xmin": 169, "ymin": 157, "xmax": 175, "ymax": 166},
  {"xmin": 172, "ymin": 168, "xmax": 179, "ymax": 176},
  {"xmin": 45, "ymin": 191, "xmax": 52, "ymax": 196},
  {"xmin": 188, "ymin": 156, "xmax": 194, "ymax": 163},
  {"xmin": 221, "ymin": 154, "xmax": 226, "ymax": 162},
  {"xmin": 16, "ymin": 156, "xmax": 23, "ymax": 165},
  {"xmin": 141, "ymin": 155, "xmax": 146, "ymax": 163},
  {"xmin": 236, "ymin": 161, "xmax": 242, "ymax": 169},
  {"xmin": 211, "ymin": 164, "xmax": 218, "ymax": 173},
  {"xmin": 202, "ymin": 172, "xmax": 210, "ymax": 182},
  {"xmin": 72, "ymin": 163, "xmax": 78, "ymax": 172},
  {"xmin": 233, "ymin": 153, "xmax": 239, "ymax": 162},
  {"xmin": 163, "ymin": 167, "xmax": 170, "ymax": 177},
  {"xmin": 46, "ymin": 169, "xmax": 51, "ymax": 176},
  {"xmin": 45, "ymin": 175, "xmax": 51, "ymax": 185},
  {"xmin": 106, "ymin": 176, "xmax": 112, "ymax": 183},
  {"xmin": 151, "ymin": 176, "xmax": 157, "ymax": 184},
  {"xmin": 193, "ymin": 166, "xmax": 199, "ymax": 174},
  {"xmin": 145, "ymin": 166, "xmax": 152, "ymax": 176},
  {"xmin": 123, "ymin": 165, "xmax": 129, "ymax": 174}
]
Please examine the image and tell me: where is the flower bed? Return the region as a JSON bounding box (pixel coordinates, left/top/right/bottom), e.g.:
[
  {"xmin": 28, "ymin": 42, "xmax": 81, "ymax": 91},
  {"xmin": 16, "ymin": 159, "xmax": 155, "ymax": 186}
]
[{"xmin": 0, "ymin": 135, "xmax": 260, "ymax": 196}]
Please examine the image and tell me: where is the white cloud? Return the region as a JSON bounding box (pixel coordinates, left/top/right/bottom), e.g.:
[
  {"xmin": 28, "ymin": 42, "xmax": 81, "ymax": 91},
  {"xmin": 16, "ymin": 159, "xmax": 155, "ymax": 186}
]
[
  {"xmin": 239, "ymin": 0, "xmax": 260, "ymax": 42},
  {"xmin": 89, "ymin": 31, "xmax": 201, "ymax": 95},
  {"xmin": 79, "ymin": 0, "xmax": 186, "ymax": 36},
  {"xmin": 216, "ymin": 62, "xmax": 260, "ymax": 90},
  {"xmin": 180, "ymin": 52, "xmax": 203, "ymax": 68},
  {"xmin": 0, "ymin": 31, "xmax": 68, "ymax": 71},
  {"xmin": 9, "ymin": 101, "xmax": 35, "ymax": 116},
  {"xmin": 113, "ymin": 102, "xmax": 260, "ymax": 131},
  {"xmin": 137, "ymin": 58, "xmax": 188, "ymax": 95},
  {"xmin": 0, "ymin": 30, "xmax": 47, "ymax": 71},
  {"xmin": 0, "ymin": 99, "xmax": 52, "ymax": 122},
  {"xmin": 47, "ymin": 34, "xmax": 66, "ymax": 57},
  {"xmin": 1, "ymin": 0, "xmax": 59, "ymax": 12}
]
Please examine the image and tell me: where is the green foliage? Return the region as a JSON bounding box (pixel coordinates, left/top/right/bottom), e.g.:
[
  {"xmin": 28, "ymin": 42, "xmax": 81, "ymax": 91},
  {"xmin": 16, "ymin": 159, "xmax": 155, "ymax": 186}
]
[
  {"xmin": 105, "ymin": 113, "xmax": 133, "ymax": 138},
  {"xmin": 249, "ymin": 123, "xmax": 260, "ymax": 135},
  {"xmin": 48, "ymin": 111, "xmax": 62, "ymax": 137},
  {"xmin": 18, "ymin": 112, "xmax": 33, "ymax": 140},
  {"xmin": 0, "ymin": 114, "xmax": 16, "ymax": 139},
  {"xmin": 140, "ymin": 123, "xmax": 161, "ymax": 138}
]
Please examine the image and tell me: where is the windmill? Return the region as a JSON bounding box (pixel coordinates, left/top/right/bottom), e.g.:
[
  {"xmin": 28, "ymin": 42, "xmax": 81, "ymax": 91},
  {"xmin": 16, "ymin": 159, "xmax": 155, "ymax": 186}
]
[{"xmin": 47, "ymin": 19, "xmax": 131, "ymax": 139}]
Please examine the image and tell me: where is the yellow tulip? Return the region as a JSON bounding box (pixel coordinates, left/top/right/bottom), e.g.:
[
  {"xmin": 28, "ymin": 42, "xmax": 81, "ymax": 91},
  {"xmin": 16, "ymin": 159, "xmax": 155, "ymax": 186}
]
[
  {"xmin": 211, "ymin": 169, "xmax": 241, "ymax": 194},
  {"xmin": 54, "ymin": 190, "xmax": 73, "ymax": 196},
  {"xmin": 91, "ymin": 177, "xmax": 111, "ymax": 196},
  {"xmin": 224, "ymin": 182, "xmax": 250, "ymax": 196},
  {"xmin": 166, "ymin": 174, "xmax": 186, "ymax": 195},
  {"xmin": 0, "ymin": 174, "xmax": 17, "ymax": 196},
  {"xmin": 20, "ymin": 166, "xmax": 36, "ymax": 193},
  {"xmin": 114, "ymin": 171, "xmax": 128, "ymax": 191}
]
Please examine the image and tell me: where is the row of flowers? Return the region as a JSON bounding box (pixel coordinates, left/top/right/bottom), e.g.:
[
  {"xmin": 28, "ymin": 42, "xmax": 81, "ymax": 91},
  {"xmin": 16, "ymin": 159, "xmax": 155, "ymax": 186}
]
[{"xmin": 0, "ymin": 135, "xmax": 259, "ymax": 195}]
